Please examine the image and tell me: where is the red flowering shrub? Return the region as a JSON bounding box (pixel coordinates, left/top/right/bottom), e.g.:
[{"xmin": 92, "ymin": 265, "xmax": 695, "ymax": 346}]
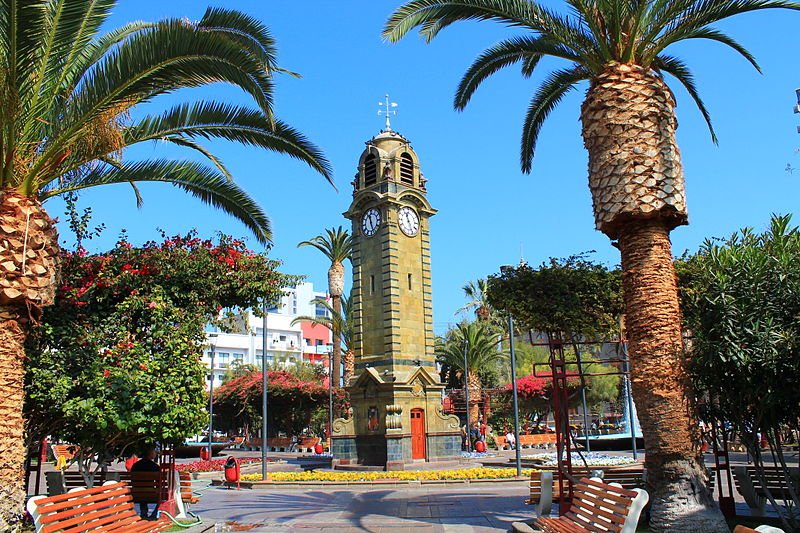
[{"xmin": 176, "ymin": 457, "xmax": 262, "ymax": 473}]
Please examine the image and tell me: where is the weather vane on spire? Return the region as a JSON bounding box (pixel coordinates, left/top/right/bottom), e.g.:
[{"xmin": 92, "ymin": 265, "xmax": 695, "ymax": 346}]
[{"xmin": 378, "ymin": 94, "xmax": 398, "ymax": 131}]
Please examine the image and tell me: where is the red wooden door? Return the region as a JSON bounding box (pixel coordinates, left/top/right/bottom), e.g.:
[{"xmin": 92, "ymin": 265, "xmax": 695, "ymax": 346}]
[{"xmin": 410, "ymin": 408, "xmax": 426, "ymax": 460}]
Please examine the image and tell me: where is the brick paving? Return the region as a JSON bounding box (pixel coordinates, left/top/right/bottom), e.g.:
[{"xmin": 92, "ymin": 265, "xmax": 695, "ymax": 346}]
[{"xmin": 190, "ymin": 482, "xmax": 532, "ymax": 532}]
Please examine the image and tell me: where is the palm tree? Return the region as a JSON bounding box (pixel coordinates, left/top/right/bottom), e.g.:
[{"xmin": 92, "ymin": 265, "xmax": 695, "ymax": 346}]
[
  {"xmin": 298, "ymin": 227, "xmax": 352, "ymax": 387},
  {"xmin": 456, "ymin": 278, "xmax": 491, "ymax": 321},
  {"xmin": 437, "ymin": 321, "xmax": 506, "ymax": 428},
  {"xmin": 291, "ymin": 294, "xmax": 356, "ymax": 384},
  {"xmin": 384, "ymin": 1, "xmax": 798, "ymax": 529},
  {"xmin": 0, "ymin": 2, "xmax": 331, "ymax": 528}
]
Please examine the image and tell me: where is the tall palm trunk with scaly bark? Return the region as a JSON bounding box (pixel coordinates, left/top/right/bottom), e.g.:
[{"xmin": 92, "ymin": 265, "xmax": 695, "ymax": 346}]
[
  {"xmin": 582, "ymin": 63, "xmax": 714, "ymax": 528},
  {"xmin": 0, "ymin": 193, "xmax": 59, "ymax": 529},
  {"xmin": 328, "ymin": 260, "xmax": 344, "ymax": 386}
]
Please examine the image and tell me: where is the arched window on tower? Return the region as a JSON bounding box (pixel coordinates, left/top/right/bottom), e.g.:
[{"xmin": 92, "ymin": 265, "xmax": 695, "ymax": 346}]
[
  {"xmin": 364, "ymin": 154, "xmax": 378, "ymax": 187},
  {"xmin": 400, "ymin": 153, "xmax": 414, "ymax": 185}
]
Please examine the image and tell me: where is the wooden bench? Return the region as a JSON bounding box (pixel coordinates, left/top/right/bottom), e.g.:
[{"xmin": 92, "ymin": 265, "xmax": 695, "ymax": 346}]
[
  {"xmin": 298, "ymin": 437, "xmax": 321, "ymax": 452},
  {"xmin": 733, "ymin": 465, "xmax": 800, "ymax": 516},
  {"xmin": 51, "ymin": 444, "xmax": 79, "ymax": 462},
  {"xmin": 179, "ymin": 471, "xmax": 200, "ymax": 506},
  {"xmin": 27, "ymin": 481, "xmax": 171, "ymax": 532},
  {"xmin": 494, "ymin": 435, "xmax": 509, "ymax": 450},
  {"xmin": 516, "ymin": 477, "xmax": 648, "ymax": 533},
  {"xmin": 45, "ymin": 471, "xmax": 164, "ymax": 505},
  {"xmin": 528, "ymin": 466, "xmax": 645, "ymax": 507}
]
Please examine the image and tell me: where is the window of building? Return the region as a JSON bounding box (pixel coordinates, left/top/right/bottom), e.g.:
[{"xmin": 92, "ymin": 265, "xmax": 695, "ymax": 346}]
[
  {"xmin": 370, "ymin": 275, "xmax": 375, "ymax": 295},
  {"xmin": 279, "ymin": 335, "xmax": 287, "ymax": 342},
  {"xmin": 315, "ymin": 303, "xmax": 328, "ymax": 317},
  {"xmin": 408, "ymin": 273, "xmax": 412, "ymax": 290},
  {"xmin": 364, "ymin": 154, "xmax": 377, "ymax": 186},
  {"xmin": 215, "ymin": 352, "xmax": 230, "ymax": 368},
  {"xmin": 304, "ymin": 338, "xmax": 311, "ymax": 345},
  {"xmin": 400, "ymin": 153, "xmax": 414, "ymax": 184},
  {"xmin": 315, "ymin": 339, "xmax": 324, "ymax": 346}
]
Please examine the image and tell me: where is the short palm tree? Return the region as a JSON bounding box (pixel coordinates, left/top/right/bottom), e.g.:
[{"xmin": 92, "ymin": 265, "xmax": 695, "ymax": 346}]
[
  {"xmin": 0, "ymin": 1, "xmax": 331, "ymax": 528},
  {"xmin": 384, "ymin": 1, "xmax": 798, "ymax": 529},
  {"xmin": 291, "ymin": 294, "xmax": 356, "ymax": 384},
  {"xmin": 298, "ymin": 227, "xmax": 352, "ymax": 387},
  {"xmin": 437, "ymin": 321, "xmax": 505, "ymax": 428}
]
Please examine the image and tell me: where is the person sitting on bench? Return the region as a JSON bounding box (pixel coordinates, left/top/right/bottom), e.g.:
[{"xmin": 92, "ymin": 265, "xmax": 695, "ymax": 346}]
[{"xmin": 131, "ymin": 446, "xmax": 160, "ymax": 520}]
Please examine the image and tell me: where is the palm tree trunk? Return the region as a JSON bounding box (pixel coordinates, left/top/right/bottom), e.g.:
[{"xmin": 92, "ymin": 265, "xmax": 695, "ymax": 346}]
[
  {"xmin": 467, "ymin": 373, "xmax": 481, "ymax": 428},
  {"xmin": 331, "ymin": 294, "xmax": 342, "ymax": 387},
  {"xmin": 0, "ymin": 308, "xmax": 27, "ymax": 531},
  {"xmin": 618, "ymin": 219, "xmax": 726, "ymax": 532},
  {"xmin": 342, "ymin": 348, "xmax": 355, "ymax": 385},
  {"xmin": 328, "ymin": 262, "xmax": 344, "ymax": 387},
  {"xmin": 0, "ymin": 191, "xmax": 60, "ymax": 530}
]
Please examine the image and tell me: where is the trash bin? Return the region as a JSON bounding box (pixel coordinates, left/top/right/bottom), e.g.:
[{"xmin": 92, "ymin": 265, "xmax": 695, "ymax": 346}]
[
  {"xmin": 314, "ymin": 443, "xmax": 324, "ymax": 455},
  {"xmin": 199, "ymin": 447, "xmax": 211, "ymax": 461},
  {"xmin": 223, "ymin": 457, "xmax": 240, "ymax": 490},
  {"xmin": 475, "ymin": 440, "xmax": 487, "ymax": 453},
  {"xmin": 125, "ymin": 454, "xmax": 138, "ymax": 471}
]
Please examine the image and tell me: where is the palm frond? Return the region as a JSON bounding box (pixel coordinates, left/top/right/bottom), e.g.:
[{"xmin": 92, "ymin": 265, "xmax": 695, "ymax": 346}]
[
  {"xmin": 653, "ymin": 54, "xmax": 717, "ymax": 144},
  {"xmin": 520, "ymin": 66, "xmax": 589, "ymax": 173},
  {"xmin": 653, "ymin": 26, "xmax": 760, "ymax": 73},
  {"xmin": 298, "ymin": 226, "xmax": 352, "ymax": 264},
  {"xmin": 42, "ymin": 159, "xmax": 272, "ymax": 243},
  {"xmin": 122, "ymin": 102, "xmax": 333, "ymax": 184},
  {"xmin": 199, "ymin": 7, "xmax": 278, "ymax": 73},
  {"xmin": 455, "ymin": 36, "xmax": 579, "ymax": 110}
]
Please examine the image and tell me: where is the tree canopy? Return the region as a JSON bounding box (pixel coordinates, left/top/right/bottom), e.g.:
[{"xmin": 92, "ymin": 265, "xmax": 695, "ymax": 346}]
[{"xmin": 24, "ymin": 231, "xmax": 296, "ymax": 463}]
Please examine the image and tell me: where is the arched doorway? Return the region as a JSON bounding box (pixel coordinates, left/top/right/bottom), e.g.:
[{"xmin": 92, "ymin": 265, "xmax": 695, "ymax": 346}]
[{"xmin": 410, "ymin": 408, "xmax": 426, "ymax": 460}]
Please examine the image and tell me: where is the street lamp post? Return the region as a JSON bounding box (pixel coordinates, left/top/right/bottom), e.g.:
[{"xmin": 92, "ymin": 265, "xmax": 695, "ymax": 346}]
[
  {"xmin": 207, "ymin": 333, "xmax": 218, "ymax": 461},
  {"xmin": 261, "ymin": 299, "xmax": 269, "ymax": 480},
  {"xmin": 328, "ymin": 344, "xmax": 334, "ymax": 451},
  {"xmin": 463, "ymin": 340, "xmax": 471, "ymax": 453},
  {"xmin": 507, "ymin": 314, "xmax": 522, "ymax": 477}
]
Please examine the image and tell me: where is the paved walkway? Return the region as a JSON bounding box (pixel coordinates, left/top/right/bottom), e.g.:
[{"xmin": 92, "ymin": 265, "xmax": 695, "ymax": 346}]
[{"xmin": 191, "ymin": 482, "xmax": 531, "ymax": 532}]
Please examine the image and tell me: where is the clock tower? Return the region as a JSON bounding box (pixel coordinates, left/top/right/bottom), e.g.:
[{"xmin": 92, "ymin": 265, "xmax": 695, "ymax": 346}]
[{"xmin": 332, "ymin": 113, "xmax": 461, "ymax": 468}]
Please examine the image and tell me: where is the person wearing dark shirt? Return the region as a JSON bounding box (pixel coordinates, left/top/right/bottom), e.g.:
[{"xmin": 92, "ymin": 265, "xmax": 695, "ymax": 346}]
[{"xmin": 132, "ymin": 447, "xmax": 160, "ymax": 519}]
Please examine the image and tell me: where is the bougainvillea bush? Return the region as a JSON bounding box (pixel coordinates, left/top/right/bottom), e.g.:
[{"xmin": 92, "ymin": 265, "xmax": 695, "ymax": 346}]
[
  {"xmin": 176, "ymin": 457, "xmax": 263, "ymax": 473},
  {"xmin": 213, "ymin": 369, "xmax": 350, "ymax": 438},
  {"xmin": 25, "ymin": 233, "xmax": 296, "ymax": 468}
]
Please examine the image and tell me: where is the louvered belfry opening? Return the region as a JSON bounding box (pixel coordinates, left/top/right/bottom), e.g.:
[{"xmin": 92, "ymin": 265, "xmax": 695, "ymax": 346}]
[
  {"xmin": 400, "ymin": 153, "xmax": 414, "ymax": 185},
  {"xmin": 364, "ymin": 154, "xmax": 378, "ymax": 186}
]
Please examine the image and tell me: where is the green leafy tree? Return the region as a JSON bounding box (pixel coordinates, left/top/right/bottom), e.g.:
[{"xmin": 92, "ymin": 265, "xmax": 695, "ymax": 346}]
[
  {"xmin": 0, "ymin": 2, "xmax": 331, "ymax": 525},
  {"xmin": 298, "ymin": 227, "xmax": 353, "ymax": 387},
  {"xmin": 684, "ymin": 215, "xmax": 800, "ymax": 530},
  {"xmin": 384, "ymin": 1, "xmax": 799, "ymax": 529},
  {"xmin": 437, "ymin": 321, "xmax": 507, "ymax": 427},
  {"xmin": 24, "ymin": 232, "xmax": 294, "ymax": 484}
]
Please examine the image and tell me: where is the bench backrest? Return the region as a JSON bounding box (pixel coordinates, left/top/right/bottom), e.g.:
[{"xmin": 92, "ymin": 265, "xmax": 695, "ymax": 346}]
[
  {"xmin": 51, "ymin": 445, "xmax": 78, "ymax": 461},
  {"xmin": 529, "ymin": 466, "xmax": 645, "ymax": 504},
  {"xmin": 565, "ymin": 477, "xmax": 644, "ymax": 533},
  {"xmin": 27, "ymin": 481, "xmax": 162, "ymax": 533},
  {"xmin": 179, "ymin": 471, "xmax": 198, "ymax": 504}
]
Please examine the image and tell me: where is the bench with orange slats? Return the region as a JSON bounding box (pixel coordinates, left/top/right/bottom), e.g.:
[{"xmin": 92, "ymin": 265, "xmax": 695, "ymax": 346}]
[
  {"xmin": 533, "ymin": 477, "xmax": 649, "ymax": 533},
  {"xmin": 179, "ymin": 471, "xmax": 200, "ymax": 506},
  {"xmin": 297, "ymin": 437, "xmax": 321, "ymax": 452},
  {"xmin": 27, "ymin": 481, "xmax": 171, "ymax": 533},
  {"xmin": 51, "ymin": 444, "xmax": 79, "ymax": 462}
]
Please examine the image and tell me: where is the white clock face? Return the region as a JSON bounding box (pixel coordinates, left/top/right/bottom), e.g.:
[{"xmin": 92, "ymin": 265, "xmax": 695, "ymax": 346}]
[
  {"xmin": 361, "ymin": 208, "xmax": 381, "ymax": 237},
  {"xmin": 398, "ymin": 206, "xmax": 420, "ymax": 237}
]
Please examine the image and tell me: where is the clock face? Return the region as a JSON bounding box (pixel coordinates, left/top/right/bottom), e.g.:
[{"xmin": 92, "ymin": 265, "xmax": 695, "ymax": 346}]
[
  {"xmin": 361, "ymin": 208, "xmax": 381, "ymax": 237},
  {"xmin": 398, "ymin": 206, "xmax": 420, "ymax": 237}
]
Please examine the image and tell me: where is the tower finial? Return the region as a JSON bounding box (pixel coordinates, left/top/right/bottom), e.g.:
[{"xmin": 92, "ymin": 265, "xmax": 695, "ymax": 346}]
[{"xmin": 378, "ymin": 94, "xmax": 398, "ymax": 131}]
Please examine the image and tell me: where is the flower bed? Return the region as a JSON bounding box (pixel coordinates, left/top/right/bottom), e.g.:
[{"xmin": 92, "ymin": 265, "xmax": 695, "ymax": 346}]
[
  {"xmin": 521, "ymin": 452, "xmax": 637, "ymax": 467},
  {"xmin": 240, "ymin": 467, "xmax": 534, "ymax": 482},
  {"xmin": 176, "ymin": 457, "xmax": 262, "ymax": 473}
]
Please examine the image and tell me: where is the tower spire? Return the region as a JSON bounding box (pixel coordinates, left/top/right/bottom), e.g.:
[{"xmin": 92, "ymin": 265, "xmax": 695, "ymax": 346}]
[{"xmin": 378, "ymin": 94, "xmax": 398, "ymax": 131}]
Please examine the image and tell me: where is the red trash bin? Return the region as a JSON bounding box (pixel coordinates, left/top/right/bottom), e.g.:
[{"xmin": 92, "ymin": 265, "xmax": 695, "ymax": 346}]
[
  {"xmin": 199, "ymin": 446, "xmax": 210, "ymax": 461},
  {"xmin": 475, "ymin": 440, "xmax": 487, "ymax": 453},
  {"xmin": 314, "ymin": 443, "xmax": 324, "ymax": 455},
  {"xmin": 224, "ymin": 457, "xmax": 240, "ymax": 490}
]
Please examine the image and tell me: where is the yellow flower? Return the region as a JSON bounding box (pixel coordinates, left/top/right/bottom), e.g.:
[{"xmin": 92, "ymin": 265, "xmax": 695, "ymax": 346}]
[{"xmin": 239, "ymin": 468, "xmax": 535, "ymax": 483}]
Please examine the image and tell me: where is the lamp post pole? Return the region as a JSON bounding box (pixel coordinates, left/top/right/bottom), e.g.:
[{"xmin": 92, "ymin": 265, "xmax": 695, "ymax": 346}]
[
  {"xmin": 328, "ymin": 345, "xmax": 334, "ymax": 452},
  {"xmin": 508, "ymin": 314, "xmax": 522, "ymax": 476},
  {"xmin": 463, "ymin": 340, "xmax": 471, "ymax": 453},
  {"xmin": 207, "ymin": 333, "xmax": 218, "ymax": 461},
  {"xmin": 261, "ymin": 299, "xmax": 269, "ymax": 480}
]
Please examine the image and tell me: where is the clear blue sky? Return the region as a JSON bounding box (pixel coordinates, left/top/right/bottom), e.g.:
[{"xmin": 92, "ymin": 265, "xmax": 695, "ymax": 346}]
[{"xmin": 52, "ymin": 1, "xmax": 800, "ymax": 334}]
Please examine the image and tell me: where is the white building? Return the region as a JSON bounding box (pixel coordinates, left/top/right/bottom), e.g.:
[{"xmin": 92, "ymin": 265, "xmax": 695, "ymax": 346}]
[{"xmin": 201, "ymin": 281, "xmax": 333, "ymax": 389}]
